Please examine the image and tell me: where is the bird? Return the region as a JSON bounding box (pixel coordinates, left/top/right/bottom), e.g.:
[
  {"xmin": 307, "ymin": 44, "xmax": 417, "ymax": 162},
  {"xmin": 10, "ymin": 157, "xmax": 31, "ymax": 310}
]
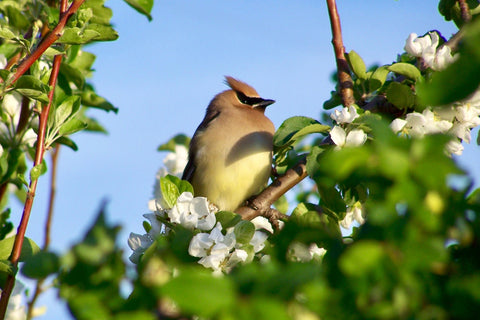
[{"xmin": 182, "ymin": 76, "xmax": 275, "ymax": 212}]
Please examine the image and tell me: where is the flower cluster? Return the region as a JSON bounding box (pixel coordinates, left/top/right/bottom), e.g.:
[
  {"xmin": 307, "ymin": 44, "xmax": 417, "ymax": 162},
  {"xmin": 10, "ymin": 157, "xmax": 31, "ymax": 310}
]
[
  {"xmin": 390, "ymin": 32, "xmax": 480, "ymax": 155},
  {"xmin": 128, "ymin": 145, "xmax": 274, "ymax": 272},
  {"xmin": 404, "ymin": 31, "xmax": 456, "ymax": 71},
  {"xmin": 330, "ymin": 105, "xmax": 367, "ymax": 148}
]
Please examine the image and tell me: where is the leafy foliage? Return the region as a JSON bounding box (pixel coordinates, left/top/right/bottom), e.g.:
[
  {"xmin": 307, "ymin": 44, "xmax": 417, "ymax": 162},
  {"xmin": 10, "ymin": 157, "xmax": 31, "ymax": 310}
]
[{"xmin": 1, "ymin": 0, "xmax": 480, "ymax": 319}]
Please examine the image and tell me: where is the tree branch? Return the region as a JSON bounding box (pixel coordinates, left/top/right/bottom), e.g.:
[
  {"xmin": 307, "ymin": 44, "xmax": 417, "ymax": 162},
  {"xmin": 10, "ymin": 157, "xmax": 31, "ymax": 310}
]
[
  {"xmin": 0, "ymin": 53, "xmax": 63, "ymax": 318},
  {"xmin": 326, "ymin": 0, "xmax": 354, "ymax": 107},
  {"xmin": 235, "ymin": 159, "xmax": 308, "ymax": 221},
  {"xmin": 26, "ymin": 145, "xmax": 60, "ymax": 320},
  {"xmin": 458, "ymin": 0, "xmax": 471, "ymax": 23}
]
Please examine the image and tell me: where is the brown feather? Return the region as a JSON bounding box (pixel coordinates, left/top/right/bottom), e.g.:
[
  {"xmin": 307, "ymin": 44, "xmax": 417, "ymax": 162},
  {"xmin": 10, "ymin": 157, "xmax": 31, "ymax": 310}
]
[{"xmin": 225, "ymin": 76, "xmax": 260, "ymax": 97}]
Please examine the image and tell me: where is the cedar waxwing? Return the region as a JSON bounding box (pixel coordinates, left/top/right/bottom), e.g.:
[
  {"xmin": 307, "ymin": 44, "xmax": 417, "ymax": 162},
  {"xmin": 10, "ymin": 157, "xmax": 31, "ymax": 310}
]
[{"xmin": 182, "ymin": 76, "xmax": 275, "ymax": 212}]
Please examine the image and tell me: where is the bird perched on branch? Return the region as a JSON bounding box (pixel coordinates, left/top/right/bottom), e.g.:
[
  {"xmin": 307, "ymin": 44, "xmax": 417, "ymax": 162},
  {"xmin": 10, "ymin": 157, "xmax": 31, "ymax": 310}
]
[{"xmin": 182, "ymin": 76, "xmax": 275, "ymax": 212}]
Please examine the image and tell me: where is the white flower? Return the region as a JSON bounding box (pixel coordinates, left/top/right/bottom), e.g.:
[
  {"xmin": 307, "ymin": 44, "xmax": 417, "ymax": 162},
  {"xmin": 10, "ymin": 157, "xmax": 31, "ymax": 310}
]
[
  {"xmin": 167, "ymin": 192, "xmax": 216, "ymax": 230},
  {"xmin": 288, "ymin": 242, "xmax": 327, "ymax": 262},
  {"xmin": 330, "ymin": 106, "xmax": 359, "ymax": 124},
  {"xmin": 5, "ymin": 281, "xmax": 46, "ymax": 320},
  {"xmin": 128, "ymin": 232, "xmax": 153, "ymax": 263},
  {"xmin": 251, "ymin": 216, "xmax": 274, "ymax": 234},
  {"xmin": 340, "ymin": 203, "xmax": 365, "ymax": 229},
  {"xmin": 163, "ymin": 145, "xmax": 189, "ymax": 177},
  {"xmin": 396, "ymin": 108, "xmax": 453, "ymax": 137},
  {"xmin": 0, "ymin": 54, "xmax": 7, "ymax": 69},
  {"xmin": 404, "ymin": 32, "xmax": 455, "ymax": 71},
  {"xmin": 149, "ymin": 145, "xmax": 190, "ymax": 212},
  {"xmin": 189, "ymin": 222, "xmax": 235, "ymax": 271},
  {"xmin": 330, "ymin": 126, "xmax": 367, "ymax": 148},
  {"xmin": 405, "ymin": 32, "xmax": 438, "ymax": 58},
  {"xmin": 390, "ymin": 118, "xmax": 408, "ymax": 134},
  {"xmin": 446, "ymin": 139, "xmax": 464, "ymax": 155},
  {"xmin": 309, "ymin": 243, "xmax": 327, "ymax": 259},
  {"xmin": 429, "ymin": 45, "xmax": 456, "ymax": 71},
  {"xmin": 421, "ymin": 109, "xmax": 453, "ymax": 134},
  {"xmin": 250, "ymin": 230, "xmax": 269, "ymax": 253}
]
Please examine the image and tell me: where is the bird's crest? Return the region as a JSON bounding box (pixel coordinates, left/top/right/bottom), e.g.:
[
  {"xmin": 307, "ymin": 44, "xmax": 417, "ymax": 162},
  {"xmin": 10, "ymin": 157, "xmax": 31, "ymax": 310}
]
[{"xmin": 225, "ymin": 76, "xmax": 260, "ymax": 97}]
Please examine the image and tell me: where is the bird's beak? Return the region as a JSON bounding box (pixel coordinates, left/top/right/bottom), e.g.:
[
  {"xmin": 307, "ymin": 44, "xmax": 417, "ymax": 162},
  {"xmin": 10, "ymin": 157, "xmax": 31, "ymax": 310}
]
[{"xmin": 254, "ymin": 99, "xmax": 275, "ymax": 109}]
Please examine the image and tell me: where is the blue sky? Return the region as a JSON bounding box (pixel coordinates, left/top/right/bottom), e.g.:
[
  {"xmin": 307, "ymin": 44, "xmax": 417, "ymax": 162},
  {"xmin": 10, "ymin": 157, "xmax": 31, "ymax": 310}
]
[{"xmin": 11, "ymin": 1, "xmax": 480, "ymax": 318}]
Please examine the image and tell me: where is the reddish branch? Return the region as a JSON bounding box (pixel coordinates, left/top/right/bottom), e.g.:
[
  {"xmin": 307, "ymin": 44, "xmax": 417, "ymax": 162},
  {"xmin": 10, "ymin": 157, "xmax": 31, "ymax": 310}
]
[
  {"xmin": 236, "ymin": 160, "xmax": 308, "ymax": 221},
  {"xmin": 0, "ymin": 56, "xmax": 64, "ymax": 319},
  {"xmin": 326, "ymin": 0, "xmax": 354, "ymax": 107},
  {"xmin": 458, "ymin": 0, "xmax": 471, "ymax": 23},
  {"xmin": 26, "ymin": 145, "xmax": 60, "ymax": 320}
]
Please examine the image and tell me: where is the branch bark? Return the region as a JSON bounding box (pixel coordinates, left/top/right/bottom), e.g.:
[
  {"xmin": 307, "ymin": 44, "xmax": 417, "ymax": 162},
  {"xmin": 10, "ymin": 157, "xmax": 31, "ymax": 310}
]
[
  {"xmin": 326, "ymin": 0, "xmax": 354, "ymax": 107},
  {"xmin": 458, "ymin": 0, "xmax": 471, "ymax": 23},
  {"xmin": 0, "ymin": 54, "xmax": 63, "ymax": 318},
  {"xmin": 235, "ymin": 159, "xmax": 308, "ymax": 221}
]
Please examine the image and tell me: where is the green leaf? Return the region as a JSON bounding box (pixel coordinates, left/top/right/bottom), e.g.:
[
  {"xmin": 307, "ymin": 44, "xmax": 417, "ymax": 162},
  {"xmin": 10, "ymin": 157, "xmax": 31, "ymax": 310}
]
[
  {"xmin": 368, "ymin": 66, "xmax": 390, "ymax": 92},
  {"xmin": 0, "ymin": 25, "xmax": 16, "ymax": 40},
  {"xmin": 0, "ymin": 260, "xmax": 13, "ymax": 276},
  {"xmin": 58, "ymin": 27, "xmax": 101, "ymax": 45},
  {"xmin": 274, "ymin": 116, "xmax": 330, "ymax": 148},
  {"xmin": 216, "ymin": 211, "xmax": 242, "ymax": 229},
  {"xmin": 339, "ymin": 241, "xmax": 385, "ymax": 276},
  {"xmin": 234, "ymin": 220, "xmax": 256, "ymax": 244},
  {"xmin": 386, "ymin": 82, "xmax": 416, "ymax": 109},
  {"xmin": 0, "ymin": 236, "xmax": 40, "ymax": 261},
  {"xmin": 417, "ymin": 19, "xmax": 480, "ymax": 105},
  {"xmin": 21, "ymin": 251, "xmax": 60, "ymax": 279},
  {"xmin": 14, "ymin": 75, "xmax": 50, "ymax": 104},
  {"xmin": 113, "ymin": 311, "xmax": 156, "ymax": 320},
  {"xmin": 323, "ymin": 90, "xmax": 342, "ymax": 110},
  {"xmin": 388, "ymin": 62, "xmax": 422, "ymax": 81},
  {"xmin": 58, "ymin": 118, "xmax": 88, "ymax": 136},
  {"xmin": 124, "ymin": 0, "xmax": 154, "ymax": 21},
  {"xmin": 346, "ymin": 50, "xmax": 367, "ymax": 80},
  {"xmin": 162, "ymin": 269, "xmax": 235, "ymax": 317},
  {"xmin": 60, "ymin": 62, "xmax": 85, "ymax": 90},
  {"xmin": 86, "ymin": 24, "xmax": 119, "ymax": 42},
  {"xmin": 157, "ymin": 134, "xmax": 191, "ymax": 152},
  {"xmin": 160, "ymin": 175, "xmax": 180, "ymax": 208},
  {"xmin": 30, "ymin": 162, "xmax": 46, "ymax": 181},
  {"xmin": 54, "ymin": 95, "xmax": 82, "ymax": 127},
  {"xmin": 55, "ymin": 136, "xmax": 79, "ymax": 151},
  {"xmin": 306, "ymin": 146, "xmax": 324, "ymax": 178},
  {"xmin": 81, "ymin": 87, "xmax": 118, "ymax": 113}
]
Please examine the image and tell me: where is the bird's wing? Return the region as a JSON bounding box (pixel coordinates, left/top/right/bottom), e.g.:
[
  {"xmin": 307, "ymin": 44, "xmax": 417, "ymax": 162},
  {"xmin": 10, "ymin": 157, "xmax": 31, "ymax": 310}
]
[{"xmin": 181, "ymin": 109, "xmax": 221, "ymax": 182}]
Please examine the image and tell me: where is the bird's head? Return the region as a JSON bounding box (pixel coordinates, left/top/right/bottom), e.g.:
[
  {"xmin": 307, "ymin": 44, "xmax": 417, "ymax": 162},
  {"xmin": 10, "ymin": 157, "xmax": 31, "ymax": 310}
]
[{"xmin": 215, "ymin": 76, "xmax": 275, "ymax": 113}]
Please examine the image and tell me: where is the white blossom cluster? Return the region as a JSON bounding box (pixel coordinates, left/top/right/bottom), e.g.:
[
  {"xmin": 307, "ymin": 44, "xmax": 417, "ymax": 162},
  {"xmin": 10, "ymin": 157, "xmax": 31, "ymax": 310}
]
[
  {"xmin": 128, "ymin": 145, "xmax": 274, "ymax": 273},
  {"xmin": 391, "ymin": 31, "xmax": 480, "ymax": 155},
  {"xmin": 330, "ymin": 105, "xmax": 367, "ymax": 148},
  {"xmin": 404, "ymin": 31, "xmax": 455, "ymax": 71}
]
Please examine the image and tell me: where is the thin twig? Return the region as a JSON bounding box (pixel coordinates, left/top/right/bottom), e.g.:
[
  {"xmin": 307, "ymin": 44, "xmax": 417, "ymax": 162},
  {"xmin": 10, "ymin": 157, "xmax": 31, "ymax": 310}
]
[
  {"xmin": 235, "ymin": 159, "xmax": 308, "ymax": 220},
  {"xmin": 0, "ymin": 54, "xmax": 63, "ymax": 318},
  {"xmin": 26, "ymin": 145, "xmax": 60, "ymax": 320},
  {"xmin": 43, "ymin": 145, "xmax": 60, "ymax": 250},
  {"xmin": 458, "ymin": 0, "xmax": 471, "ymax": 23},
  {"xmin": 326, "ymin": 0, "xmax": 354, "ymax": 107}
]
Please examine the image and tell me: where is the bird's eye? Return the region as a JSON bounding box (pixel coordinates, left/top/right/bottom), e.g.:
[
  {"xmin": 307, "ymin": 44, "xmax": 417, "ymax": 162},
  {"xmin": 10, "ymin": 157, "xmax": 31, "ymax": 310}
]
[
  {"xmin": 236, "ymin": 92, "xmax": 249, "ymax": 104},
  {"xmin": 236, "ymin": 92, "xmax": 265, "ymax": 106}
]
